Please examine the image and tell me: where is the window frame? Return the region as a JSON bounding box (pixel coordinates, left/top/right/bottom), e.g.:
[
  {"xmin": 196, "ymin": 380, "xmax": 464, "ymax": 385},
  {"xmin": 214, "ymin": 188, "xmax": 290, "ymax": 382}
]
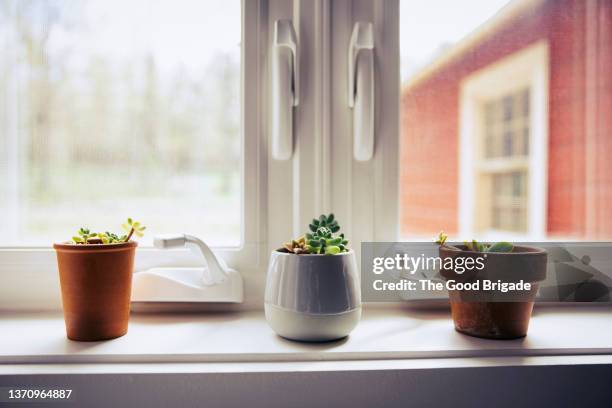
[{"xmin": 458, "ymin": 41, "xmax": 549, "ymax": 241}]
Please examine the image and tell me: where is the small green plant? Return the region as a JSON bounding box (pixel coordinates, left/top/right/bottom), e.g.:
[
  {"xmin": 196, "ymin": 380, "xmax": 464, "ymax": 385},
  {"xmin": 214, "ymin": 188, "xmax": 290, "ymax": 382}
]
[
  {"xmin": 280, "ymin": 213, "xmax": 349, "ymax": 255},
  {"xmin": 435, "ymin": 231, "xmax": 448, "ymax": 246},
  {"xmin": 121, "ymin": 218, "xmax": 146, "ymax": 241},
  {"xmin": 435, "ymin": 231, "xmax": 513, "ymax": 253},
  {"xmin": 71, "ymin": 218, "xmax": 146, "ymax": 244}
]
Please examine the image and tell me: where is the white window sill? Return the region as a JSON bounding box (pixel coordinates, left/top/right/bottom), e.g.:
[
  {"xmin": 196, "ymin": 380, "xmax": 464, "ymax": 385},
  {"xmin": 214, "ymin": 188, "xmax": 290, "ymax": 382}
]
[{"xmin": 1, "ymin": 305, "xmax": 612, "ymax": 375}]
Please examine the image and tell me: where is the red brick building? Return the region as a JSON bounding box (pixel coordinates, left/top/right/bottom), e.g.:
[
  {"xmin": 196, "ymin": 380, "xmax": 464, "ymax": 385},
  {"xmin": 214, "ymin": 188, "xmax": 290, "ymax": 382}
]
[{"xmin": 401, "ymin": 0, "xmax": 612, "ymax": 240}]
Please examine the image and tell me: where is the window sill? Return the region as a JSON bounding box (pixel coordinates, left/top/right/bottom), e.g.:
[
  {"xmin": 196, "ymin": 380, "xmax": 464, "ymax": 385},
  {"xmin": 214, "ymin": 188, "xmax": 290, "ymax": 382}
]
[{"xmin": 1, "ymin": 305, "xmax": 612, "ymax": 374}]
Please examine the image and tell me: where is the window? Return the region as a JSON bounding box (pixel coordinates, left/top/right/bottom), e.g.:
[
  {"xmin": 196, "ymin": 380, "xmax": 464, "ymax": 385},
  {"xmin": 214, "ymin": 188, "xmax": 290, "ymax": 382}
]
[
  {"xmin": 459, "ymin": 42, "xmax": 548, "ymax": 240},
  {"xmin": 1, "ymin": 0, "xmax": 611, "ymax": 309},
  {"xmin": 483, "ymin": 89, "xmax": 530, "ymax": 159},
  {"xmin": 0, "ymin": 0, "xmax": 242, "ymax": 246},
  {"xmin": 482, "ymin": 89, "xmax": 530, "ymax": 233}
]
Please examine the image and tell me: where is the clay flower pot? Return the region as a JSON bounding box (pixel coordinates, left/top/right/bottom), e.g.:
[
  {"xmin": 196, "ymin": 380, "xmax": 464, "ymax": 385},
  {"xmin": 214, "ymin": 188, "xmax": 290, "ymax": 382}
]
[
  {"xmin": 53, "ymin": 241, "xmax": 137, "ymax": 341},
  {"xmin": 439, "ymin": 245, "xmax": 547, "ymax": 339}
]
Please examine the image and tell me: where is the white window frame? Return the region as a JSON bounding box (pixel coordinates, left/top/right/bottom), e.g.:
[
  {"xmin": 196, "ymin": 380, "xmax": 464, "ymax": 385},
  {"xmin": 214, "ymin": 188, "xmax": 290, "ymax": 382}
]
[
  {"xmin": 327, "ymin": 0, "xmax": 400, "ymax": 249},
  {"xmin": 458, "ymin": 41, "xmax": 549, "ymax": 241}
]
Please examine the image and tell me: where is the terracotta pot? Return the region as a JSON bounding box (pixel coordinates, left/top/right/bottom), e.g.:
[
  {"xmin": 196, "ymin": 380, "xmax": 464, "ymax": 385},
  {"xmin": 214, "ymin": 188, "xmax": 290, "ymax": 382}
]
[
  {"xmin": 53, "ymin": 241, "xmax": 137, "ymax": 341},
  {"xmin": 439, "ymin": 245, "xmax": 547, "ymax": 339}
]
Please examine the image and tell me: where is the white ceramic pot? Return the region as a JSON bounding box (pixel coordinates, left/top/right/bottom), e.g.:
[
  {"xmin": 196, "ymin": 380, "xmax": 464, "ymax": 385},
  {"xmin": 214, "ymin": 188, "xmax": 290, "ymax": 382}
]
[{"xmin": 264, "ymin": 250, "xmax": 361, "ymax": 341}]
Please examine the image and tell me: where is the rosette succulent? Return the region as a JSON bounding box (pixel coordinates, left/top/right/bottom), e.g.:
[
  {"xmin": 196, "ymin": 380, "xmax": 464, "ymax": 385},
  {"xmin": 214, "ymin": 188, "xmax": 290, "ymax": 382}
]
[{"xmin": 280, "ymin": 213, "xmax": 350, "ymax": 255}]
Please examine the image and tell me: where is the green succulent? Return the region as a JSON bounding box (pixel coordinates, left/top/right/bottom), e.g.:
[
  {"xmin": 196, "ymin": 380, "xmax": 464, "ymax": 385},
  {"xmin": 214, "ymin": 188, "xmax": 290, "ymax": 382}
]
[
  {"xmin": 435, "ymin": 231, "xmax": 448, "ymax": 246},
  {"xmin": 305, "ymin": 214, "xmax": 349, "ymax": 255},
  {"xmin": 464, "ymin": 239, "xmax": 513, "ymax": 253},
  {"xmin": 435, "ymin": 231, "xmax": 513, "ymax": 253},
  {"xmin": 70, "ymin": 218, "xmax": 145, "ymax": 245},
  {"xmin": 279, "ymin": 213, "xmax": 350, "ymax": 255},
  {"xmin": 122, "ymin": 217, "xmax": 146, "ymax": 241}
]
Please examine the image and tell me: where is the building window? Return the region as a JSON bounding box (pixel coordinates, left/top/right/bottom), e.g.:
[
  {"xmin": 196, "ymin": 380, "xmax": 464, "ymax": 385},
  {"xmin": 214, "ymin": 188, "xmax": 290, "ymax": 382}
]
[
  {"xmin": 483, "ymin": 89, "xmax": 530, "ymax": 159},
  {"xmin": 491, "ymin": 172, "xmax": 528, "ymax": 232},
  {"xmin": 481, "ymin": 88, "xmax": 530, "ymax": 233},
  {"xmin": 458, "ymin": 41, "xmax": 549, "ymax": 240}
]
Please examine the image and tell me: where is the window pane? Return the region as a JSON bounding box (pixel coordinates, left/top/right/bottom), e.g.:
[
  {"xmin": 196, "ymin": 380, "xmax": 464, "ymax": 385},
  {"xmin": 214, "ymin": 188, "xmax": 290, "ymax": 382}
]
[
  {"xmin": 491, "ymin": 172, "xmax": 527, "ymax": 232},
  {"xmin": 400, "ymin": 0, "xmax": 612, "ymax": 240},
  {"xmin": 0, "ymin": 0, "xmax": 242, "ymax": 246}
]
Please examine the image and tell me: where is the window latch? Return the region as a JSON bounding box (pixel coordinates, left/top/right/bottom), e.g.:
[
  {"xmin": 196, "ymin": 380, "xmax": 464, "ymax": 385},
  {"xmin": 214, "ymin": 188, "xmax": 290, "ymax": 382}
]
[
  {"xmin": 131, "ymin": 234, "xmax": 244, "ymax": 303},
  {"xmin": 348, "ymin": 22, "xmax": 375, "ymax": 162},
  {"xmin": 271, "ymin": 19, "xmax": 299, "ymax": 160}
]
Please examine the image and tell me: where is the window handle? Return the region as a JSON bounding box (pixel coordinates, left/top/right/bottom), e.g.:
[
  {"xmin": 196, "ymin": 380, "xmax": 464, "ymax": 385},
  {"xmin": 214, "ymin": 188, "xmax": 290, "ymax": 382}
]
[
  {"xmin": 271, "ymin": 19, "xmax": 298, "ymax": 160},
  {"xmin": 131, "ymin": 234, "xmax": 244, "ymax": 304},
  {"xmin": 348, "ymin": 22, "xmax": 374, "ymax": 162},
  {"xmin": 154, "ymin": 234, "xmax": 229, "ymax": 284}
]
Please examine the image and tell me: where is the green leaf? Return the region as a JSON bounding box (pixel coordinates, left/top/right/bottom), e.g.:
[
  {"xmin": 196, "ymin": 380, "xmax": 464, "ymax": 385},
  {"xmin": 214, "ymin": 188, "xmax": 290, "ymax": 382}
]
[
  {"xmin": 325, "ymin": 245, "xmax": 341, "ymax": 255},
  {"xmin": 72, "ymin": 236, "xmax": 84, "ymax": 243},
  {"xmin": 327, "ymin": 213, "xmax": 335, "ymax": 224},
  {"xmin": 327, "ymin": 237, "xmax": 342, "ymax": 245},
  {"xmin": 309, "ymin": 240, "xmax": 321, "ymax": 247},
  {"xmin": 486, "ymin": 242, "xmax": 514, "ymax": 253},
  {"xmin": 127, "ymin": 218, "xmax": 133, "ymax": 225},
  {"xmin": 309, "ymin": 224, "xmax": 317, "ymax": 232},
  {"xmin": 435, "ymin": 231, "xmax": 448, "ymax": 246},
  {"xmin": 330, "ymin": 225, "xmax": 340, "ymax": 233}
]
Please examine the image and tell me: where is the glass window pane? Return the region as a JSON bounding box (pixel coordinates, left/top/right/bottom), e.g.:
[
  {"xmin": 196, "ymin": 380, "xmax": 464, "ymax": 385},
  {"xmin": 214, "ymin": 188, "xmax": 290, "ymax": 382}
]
[
  {"xmin": 0, "ymin": 0, "xmax": 242, "ymax": 246},
  {"xmin": 491, "ymin": 172, "xmax": 527, "ymax": 233},
  {"xmin": 503, "ymin": 128, "xmax": 514, "ymax": 157},
  {"xmin": 522, "ymin": 126, "xmax": 529, "ymax": 155},
  {"xmin": 400, "ymin": 0, "xmax": 612, "ymax": 240},
  {"xmin": 502, "ymin": 95, "xmax": 513, "ymax": 121}
]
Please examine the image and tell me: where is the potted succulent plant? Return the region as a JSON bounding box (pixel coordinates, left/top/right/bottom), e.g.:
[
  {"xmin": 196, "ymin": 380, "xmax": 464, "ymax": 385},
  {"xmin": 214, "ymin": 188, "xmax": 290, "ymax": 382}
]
[
  {"xmin": 265, "ymin": 214, "xmax": 361, "ymax": 342},
  {"xmin": 436, "ymin": 232, "xmax": 547, "ymax": 339},
  {"xmin": 53, "ymin": 218, "xmax": 146, "ymax": 341}
]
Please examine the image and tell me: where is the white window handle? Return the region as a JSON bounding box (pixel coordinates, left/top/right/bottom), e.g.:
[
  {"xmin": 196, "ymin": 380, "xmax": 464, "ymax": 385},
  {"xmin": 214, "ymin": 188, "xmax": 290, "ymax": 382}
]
[
  {"xmin": 271, "ymin": 19, "xmax": 298, "ymax": 161},
  {"xmin": 348, "ymin": 22, "xmax": 374, "ymax": 162}
]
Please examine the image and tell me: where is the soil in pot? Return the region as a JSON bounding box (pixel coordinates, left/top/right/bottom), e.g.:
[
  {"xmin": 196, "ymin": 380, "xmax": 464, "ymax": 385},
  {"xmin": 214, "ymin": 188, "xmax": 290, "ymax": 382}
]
[
  {"xmin": 54, "ymin": 241, "xmax": 137, "ymax": 341},
  {"xmin": 440, "ymin": 245, "xmax": 547, "ymax": 340}
]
